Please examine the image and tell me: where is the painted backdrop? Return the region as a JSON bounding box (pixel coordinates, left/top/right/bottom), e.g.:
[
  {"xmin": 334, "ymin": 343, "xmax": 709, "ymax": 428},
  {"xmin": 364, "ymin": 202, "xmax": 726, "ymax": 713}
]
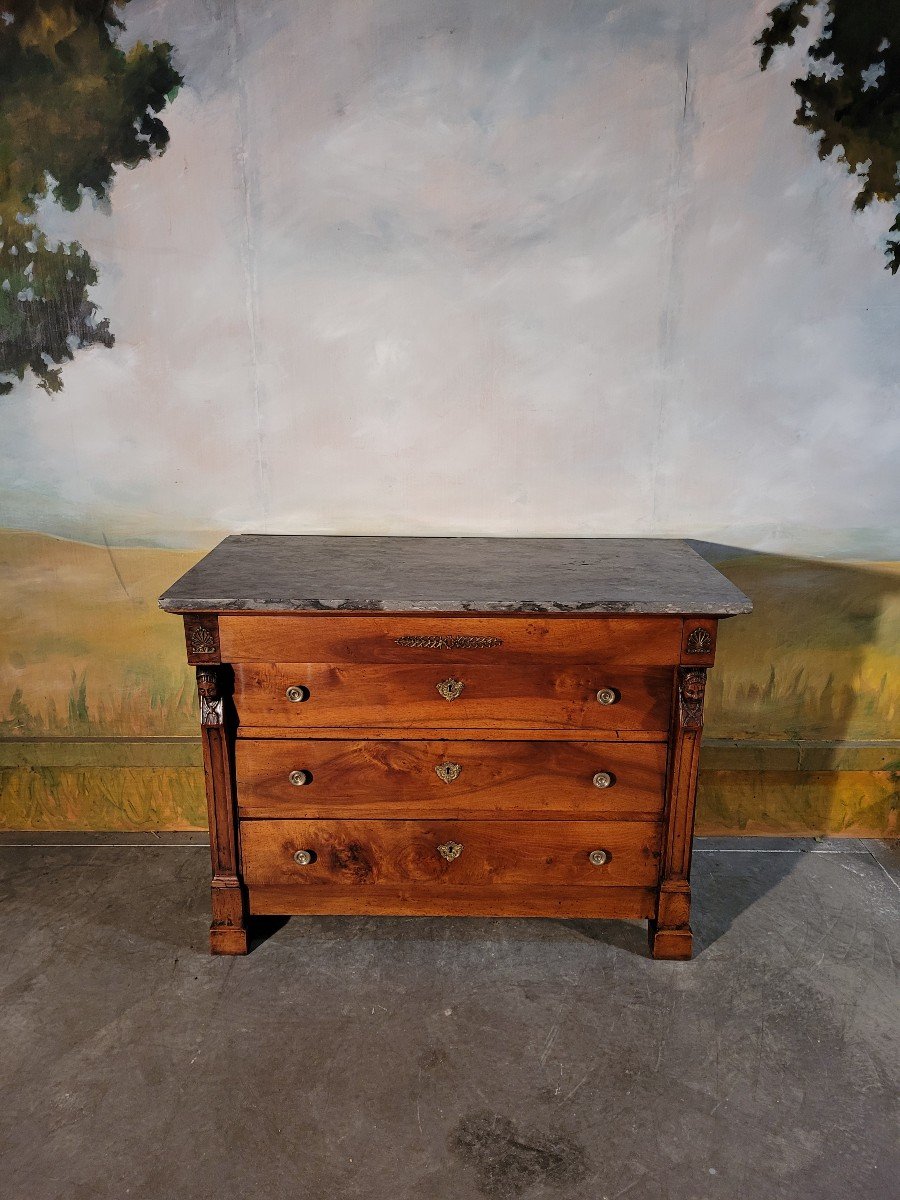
[{"xmin": 1, "ymin": 0, "xmax": 897, "ymax": 833}]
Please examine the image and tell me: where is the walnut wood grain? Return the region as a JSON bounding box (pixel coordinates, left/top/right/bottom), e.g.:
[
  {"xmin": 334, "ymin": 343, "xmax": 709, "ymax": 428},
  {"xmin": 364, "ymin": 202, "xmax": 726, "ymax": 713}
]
[
  {"xmin": 240, "ymin": 818, "xmax": 662, "ymax": 889},
  {"xmin": 219, "ymin": 614, "xmax": 683, "ymax": 665},
  {"xmin": 248, "ymin": 883, "xmax": 657, "ymax": 919},
  {"xmin": 232, "ymin": 664, "xmax": 672, "ymax": 732},
  {"xmin": 236, "ymin": 739, "xmax": 666, "ymax": 820}
]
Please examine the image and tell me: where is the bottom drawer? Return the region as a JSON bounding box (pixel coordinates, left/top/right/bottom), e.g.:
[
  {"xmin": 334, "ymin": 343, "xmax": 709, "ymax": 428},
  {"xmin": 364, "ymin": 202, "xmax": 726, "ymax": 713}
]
[{"xmin": 241, "ymin": 818, "xmax": 662, "ymax": 898}]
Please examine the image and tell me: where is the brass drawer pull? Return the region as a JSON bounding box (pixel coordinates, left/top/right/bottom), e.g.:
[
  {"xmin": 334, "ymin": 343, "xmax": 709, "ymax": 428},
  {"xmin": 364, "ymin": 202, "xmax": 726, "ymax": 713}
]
[
  {"xmin": 436, "ymin": 677, "xmax": 465, "ymax": 702},
  {"xmin": 435, "ymin": 761, "xmax": 462, "ymax": 784},
  {"xmin": 595, "ymin": 687, "xmax": 619, "ymax": 705},
  {"xmin": 285, "ymin": 685, "xmax": 310, "ymax": 703},
  {"xmin": 293, "ymin": 849, "xmax": 314, "ymax": 866},
  {"xmin": 288, "ymin": 770, "xmax": 311, "ymax": 787},
  {"xmin": 588, "ymin": 849, "xmax": 609, "ymax": 867},
  {"xmin": 437, "ymin": 841, "xmax": 463, "ymax": 862},
  {"xmin": 592, "ymin": 771, "xmax": 614, "ymax": 789}
]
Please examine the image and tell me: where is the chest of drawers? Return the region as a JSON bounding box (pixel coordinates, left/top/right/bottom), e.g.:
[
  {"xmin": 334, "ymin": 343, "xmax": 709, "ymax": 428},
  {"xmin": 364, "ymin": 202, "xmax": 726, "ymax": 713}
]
[{"xmin": 160, "ymin": 536, "xmax": 750, "ymax": 959}]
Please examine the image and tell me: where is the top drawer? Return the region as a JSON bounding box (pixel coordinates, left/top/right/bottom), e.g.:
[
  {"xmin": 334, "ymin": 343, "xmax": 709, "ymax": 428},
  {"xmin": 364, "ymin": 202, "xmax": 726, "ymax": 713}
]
[
  {"xmin": 218, "ymin": 615, "xmax": 683, "ymax": 666},
  {"xmin": 233, "ymin": 663, "xmax": 672, "ymax": 732}
]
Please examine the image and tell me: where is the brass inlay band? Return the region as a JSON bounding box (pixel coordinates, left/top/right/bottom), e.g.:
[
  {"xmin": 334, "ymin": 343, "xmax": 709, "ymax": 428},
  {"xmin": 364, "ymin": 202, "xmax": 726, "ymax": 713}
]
[{"xmin": 396, "ymin": 634, "xmax": 502, "ymax": 649}]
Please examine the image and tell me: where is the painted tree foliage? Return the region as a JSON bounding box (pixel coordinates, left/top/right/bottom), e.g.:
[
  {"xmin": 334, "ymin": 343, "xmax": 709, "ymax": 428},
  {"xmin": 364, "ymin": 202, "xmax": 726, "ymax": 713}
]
[
  {"xmin": 758, "ymin": 1, "xmax": 900, "ymax": 272},
  {"xmin": 0, "ymin": 0, "xmax": 180, "ymax": 395}
]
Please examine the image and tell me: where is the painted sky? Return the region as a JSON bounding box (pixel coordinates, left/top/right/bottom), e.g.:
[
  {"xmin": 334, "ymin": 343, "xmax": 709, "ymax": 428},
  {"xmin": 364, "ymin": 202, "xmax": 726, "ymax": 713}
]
[{"xmin": 1, "ymin": 0, "xmax": 898, "ymax": 554}]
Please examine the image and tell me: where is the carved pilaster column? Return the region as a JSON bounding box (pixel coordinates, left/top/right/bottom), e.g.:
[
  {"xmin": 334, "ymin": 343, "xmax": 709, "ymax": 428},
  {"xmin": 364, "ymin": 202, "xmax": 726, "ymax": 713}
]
[
  {"xmin": 649, "ymin": 667, "xmax": 707, "ymax": 960},
  {"xmin": 197, "ymin": 665, "xmax": 248, "ymax": 954}
]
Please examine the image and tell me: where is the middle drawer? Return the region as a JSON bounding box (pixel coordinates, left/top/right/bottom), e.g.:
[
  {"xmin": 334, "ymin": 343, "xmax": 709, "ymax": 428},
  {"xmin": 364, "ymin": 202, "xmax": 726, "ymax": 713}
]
[{"xmin": 236, "ymin": 739, "xmax": 667, "ymax": 819}]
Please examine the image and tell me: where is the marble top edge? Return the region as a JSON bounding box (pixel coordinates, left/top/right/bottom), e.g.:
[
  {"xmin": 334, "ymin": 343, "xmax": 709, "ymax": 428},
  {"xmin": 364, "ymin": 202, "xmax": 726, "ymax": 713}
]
[
  {"xmin": 158, "ymin": 535, "xmax": 752, "ymax": 616},
  {"xmin": 159, "ymin": 598, "xmax": 752, "ymax": 615}
]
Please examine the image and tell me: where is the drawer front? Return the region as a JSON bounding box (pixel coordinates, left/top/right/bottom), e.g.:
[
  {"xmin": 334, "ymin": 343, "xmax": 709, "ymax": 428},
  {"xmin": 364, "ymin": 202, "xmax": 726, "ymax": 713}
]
[
  {"xmin": 236, "ymin": 739, "xmax": 667, "ymax": 819},
  {"xmin": 240, "ymin": 818, "xmax": 662, "ymax": 889},
  {"xmin": 233, "ymin": 664, "xmax": 672, "ymax": 731},
  {"xmin": 219, "ymin": 614, "xmax": 682, "ymax": 666}
]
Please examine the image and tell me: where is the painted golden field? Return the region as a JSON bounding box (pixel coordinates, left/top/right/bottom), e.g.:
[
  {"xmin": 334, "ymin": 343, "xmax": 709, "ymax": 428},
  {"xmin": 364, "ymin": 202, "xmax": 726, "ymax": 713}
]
[
  {"xmin": 1, "ymin": 530, "xmax": 897, "ymax": 831},
  {"xmin": 0, "ymin": 530, "xmax": 199, "ymax": 738}
]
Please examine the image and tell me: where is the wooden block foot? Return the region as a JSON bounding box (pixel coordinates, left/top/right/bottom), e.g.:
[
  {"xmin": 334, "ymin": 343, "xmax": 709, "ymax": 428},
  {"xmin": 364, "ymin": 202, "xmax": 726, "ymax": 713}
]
[
  {"xmin": 648, "ymin": 919, "xmax": 693, "ymax": 960},
  {"xmin": 210, "ymin": 922, "xmax": 250, "ymax": 955}
]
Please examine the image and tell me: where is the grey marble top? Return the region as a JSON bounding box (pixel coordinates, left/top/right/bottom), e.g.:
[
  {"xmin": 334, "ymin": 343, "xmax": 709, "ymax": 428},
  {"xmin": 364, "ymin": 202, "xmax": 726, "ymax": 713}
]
[{"xmin": 159, "ymin": 536, "xmax": 751, "ymax": 616}]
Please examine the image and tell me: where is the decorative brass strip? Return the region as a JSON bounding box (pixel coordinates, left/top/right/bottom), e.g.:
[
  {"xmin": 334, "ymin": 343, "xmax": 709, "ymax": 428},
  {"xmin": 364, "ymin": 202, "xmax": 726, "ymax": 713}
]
[{"xmin": 395, "ymin": 634, "xmax": 502, "ymax": 650}]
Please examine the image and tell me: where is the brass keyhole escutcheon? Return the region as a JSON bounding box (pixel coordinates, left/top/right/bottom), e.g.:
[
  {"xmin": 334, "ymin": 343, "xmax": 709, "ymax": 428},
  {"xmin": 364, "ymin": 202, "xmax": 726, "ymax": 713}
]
[
  {"xmin": 436, "ymin": 677, "xmax": 465, "ymax": 702},
  {"xmin": 435, "ymin": 761, "xmax": 462, "ymax": 784},
  {"xmin": 437, "ymin": 841, "xmax": 463, "ymax": 862},
  {"xmin": 289, "ymin": 770, "xmax": 311, "ymax": 787},
  {"xmin": 588, "ymin": 849, "xmax": 609, "ymax": 867},
  {"xmin": 285, "ymin": 685, "xmax": 310, "ymax": 703},
  {"xmin": 293, "ymin": 849, "xmax": 314, "ymax": 866},
  {"xmin": 592, "ymin": 771, "xmax": 613, "ymax": 789},
  {"xmin": 596, "ymin": 687, "xmax": 618, "ymax": 706}
]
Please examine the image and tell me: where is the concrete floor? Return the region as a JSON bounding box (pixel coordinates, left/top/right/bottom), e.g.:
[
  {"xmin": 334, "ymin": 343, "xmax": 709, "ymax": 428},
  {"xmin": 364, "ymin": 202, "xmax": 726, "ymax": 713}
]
[{"xmin": 0, "ymin": 836, "xmax": 897, "ymax": 1200}]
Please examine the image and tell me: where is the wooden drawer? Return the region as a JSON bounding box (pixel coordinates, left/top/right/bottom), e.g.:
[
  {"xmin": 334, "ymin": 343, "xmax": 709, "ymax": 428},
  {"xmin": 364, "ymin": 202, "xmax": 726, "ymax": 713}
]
[
  {"xmin": 233, "ymin": 664, "xmax": 672, "ymax": 731},
  {"xmin": 219, "ymin": 614, "xmax": 683, "ymax": 666},
  {"xmin": 241, "ymin": 818, "xmax": 662, "ymax": 891},
  {"xmin": 236, "ymin": 739, "xmax": 667, "ymax": 819}
]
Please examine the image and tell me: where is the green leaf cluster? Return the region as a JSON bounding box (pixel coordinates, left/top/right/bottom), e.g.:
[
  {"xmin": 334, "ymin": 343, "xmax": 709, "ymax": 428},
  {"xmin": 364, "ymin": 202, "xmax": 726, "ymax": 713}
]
[
  {"xmin": 758, "ymin": 1, "xmax": 900, "ymax": 272},
  {"xmin": 0, "ymin": 0, "xmax": 181, "ymax": 394}
]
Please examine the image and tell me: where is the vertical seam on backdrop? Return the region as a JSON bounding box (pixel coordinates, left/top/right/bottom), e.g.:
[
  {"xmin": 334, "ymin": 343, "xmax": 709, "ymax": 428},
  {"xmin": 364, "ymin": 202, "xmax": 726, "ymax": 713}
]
[
  {"xmin": 228, "ymin": 0, "xmax": 269, "ymax": 525},
  {"xmin": 649, "ymin": 5, "xmax": 696, "ymax": 528}
]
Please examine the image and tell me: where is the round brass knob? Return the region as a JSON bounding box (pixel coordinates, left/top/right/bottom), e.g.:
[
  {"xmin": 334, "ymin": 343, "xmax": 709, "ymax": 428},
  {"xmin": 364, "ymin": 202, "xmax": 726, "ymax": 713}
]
[
  {"xmin": 588, "ymin": 849, "xmax": 609, "ymax": 866},
  {"xmin": 592, "ymin": 771, "xmax": 613, "ymax": 789},
  {"xmin": 288, "ymin": 769, "xmax": 311, "ymax": 787},
  {"xmin": 293, "ymin": 849, "xmax": 313, "ymax": 866},
  {"xmin": 285, "ymin": 685, "xmax": 310, "ymax": 703},
  {"xmin": 596, "ymin": 687, "xmax": 618, "ymax": 705}
]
